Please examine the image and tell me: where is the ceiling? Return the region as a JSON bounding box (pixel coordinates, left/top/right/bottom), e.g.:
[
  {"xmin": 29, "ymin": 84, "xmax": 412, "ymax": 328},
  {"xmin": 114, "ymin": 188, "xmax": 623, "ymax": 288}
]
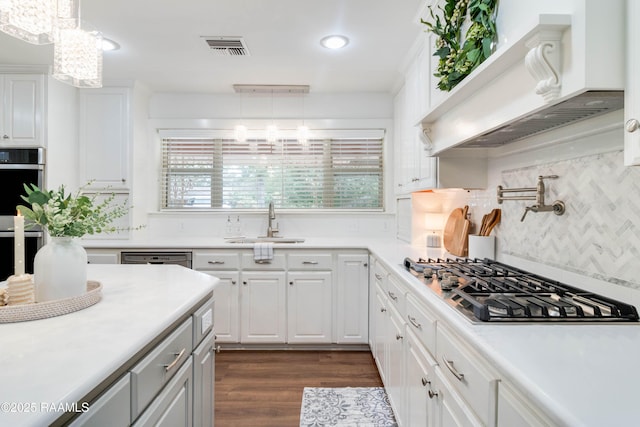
[{"xmin": 0, "ymin": 0, "xmax": 425, "ymax": 94}]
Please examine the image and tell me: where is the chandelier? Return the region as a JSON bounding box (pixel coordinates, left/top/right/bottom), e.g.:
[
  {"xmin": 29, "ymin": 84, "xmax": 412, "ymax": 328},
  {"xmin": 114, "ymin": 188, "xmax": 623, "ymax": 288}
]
[{"xmin": 0, "ymin": 0, "xmax": 103, "ymax": 88}]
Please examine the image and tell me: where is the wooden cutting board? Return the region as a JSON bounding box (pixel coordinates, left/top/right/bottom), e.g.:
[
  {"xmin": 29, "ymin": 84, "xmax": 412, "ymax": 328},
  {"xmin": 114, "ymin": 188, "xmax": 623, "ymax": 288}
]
[
  {"xmin": 452, "ymin": 219, "xmax": 470, "ymax": 257},
  {"xmin": 443, "ymin": 208, "xmax": 464, "ymax": 254}
]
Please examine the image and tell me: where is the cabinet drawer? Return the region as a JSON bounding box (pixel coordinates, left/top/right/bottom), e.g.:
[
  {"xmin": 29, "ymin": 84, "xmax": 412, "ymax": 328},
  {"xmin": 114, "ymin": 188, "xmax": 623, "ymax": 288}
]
[
  {"xmin": 406, "ymin": 294, "xmax": 437, "ymax": 356},
  {"xmin": 193, "ymin": 251, "xmax": 240, "ymax": 270},
  {"xmin": 436, "ymin": 324, "xmax": 498, "ymax": 426},
  {"xmin": 241, "ymin": 253, "xmax": 286, "ymax": 269},
  {"xmin": 131, "ymin": 318, "xmax": 193, "ymax": 420},
  {"xmin": 386, "ymin": 274, "xmax": 406, "ymax": 316},
  {"xmin": 192, "ymin": 297, "xmax": 214, "ymax": 348},
  {"xmin": 69, "ymin": 374, "xmax": 130, "ymax": 427},
  {"xmin": 288, "ymin": 253, "xmax": 332, "ymax": 270}
]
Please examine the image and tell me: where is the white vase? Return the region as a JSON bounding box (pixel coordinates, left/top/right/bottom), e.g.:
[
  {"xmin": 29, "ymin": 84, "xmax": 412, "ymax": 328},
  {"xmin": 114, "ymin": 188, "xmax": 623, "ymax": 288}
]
[{"xmin": 34, "ymin": 237, "xmax": 88, "ymax": 302}]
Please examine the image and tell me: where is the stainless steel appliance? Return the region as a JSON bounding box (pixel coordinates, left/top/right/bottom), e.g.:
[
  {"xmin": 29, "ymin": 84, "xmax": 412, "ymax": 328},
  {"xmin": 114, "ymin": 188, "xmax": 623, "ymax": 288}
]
[
  {"xmin": 0, "ymin": 148, "xmax": 45, "ymax": 280},
  {"xmin": 121, "ymin": 252, "xmax": 192, "ymax": 268},
  {"xmin": 404, "ymin": 257, "xmax": 639, "ymax": 323}
]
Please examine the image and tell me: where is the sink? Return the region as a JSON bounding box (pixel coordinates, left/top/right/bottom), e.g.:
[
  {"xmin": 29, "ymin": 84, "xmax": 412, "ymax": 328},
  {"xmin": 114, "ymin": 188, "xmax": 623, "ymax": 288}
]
[{"xmin": 225, "ymin": 237, "xmax": 305, "ymax": 244}]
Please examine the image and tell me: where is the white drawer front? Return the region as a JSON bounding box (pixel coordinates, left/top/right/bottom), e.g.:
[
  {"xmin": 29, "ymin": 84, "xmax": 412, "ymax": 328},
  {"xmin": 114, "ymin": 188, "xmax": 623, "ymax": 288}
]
[
  {"xmin": 131, "ymin": 318, "xmax": 193, "ymax": 420},
  {"xmin": 288, "ymin": 253, "xmax": 332, "ymax": 270},
  {"xmin": 241, "ymin": 252, "xmax": 286, "ymax": 269},
  {"xmin": 386, "ymin": 275, "xmax": 406, "ymax": 317},
  {"xmin": 436, "ymin": 324, "xmax": 498, "ymax": 426},
  {"xmin": 406, "ymin": 294, "xmax": 437, "ymax": 357},
  {"xmin": 193, "ymin": 251, "xmax": 240, "ymax": 270}
]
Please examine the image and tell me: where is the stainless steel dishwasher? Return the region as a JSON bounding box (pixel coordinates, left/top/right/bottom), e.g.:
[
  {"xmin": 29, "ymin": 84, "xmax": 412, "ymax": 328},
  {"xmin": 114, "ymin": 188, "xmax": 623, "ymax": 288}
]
[{"xmin": 120, "ymin": 252, "xmax": 192, "ymax": 268}]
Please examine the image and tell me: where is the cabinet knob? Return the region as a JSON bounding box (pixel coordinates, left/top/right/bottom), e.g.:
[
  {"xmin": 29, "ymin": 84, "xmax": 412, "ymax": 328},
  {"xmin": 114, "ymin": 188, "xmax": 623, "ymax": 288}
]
[
  {"xmin": 289, "ymin": 281, "xmax": 294, "ymax": 286},
  {"xmin": 2, "ymin": 135, "xmax": 8, "ymax": 139},
  {"xmin": 243, "ymin": 281, "xmax": 247, "ymax": 285},
  {"xmin": 626, "ymin": 118, "xmax": 640, "ymax": 133},
  {"xmin": 215, "ymin": 345, "xmax": 221, "ymax": 353},
  {"xmin": 231, "ymin": 280, "xmax": 236, "ymax": 285},
  {"xmin": 395, "ymin": 333, "xmax": 403, "ymax": 341},
  {"xmin": 121, "ymin": 178, "xmax": 126, "ymax": 183},
  {"xmin": 428, "ymin": 389, "xmax": 438, "ymax": 399},
  {"xmin": 380, "ymin": 307, "xmax": 387, "ymax": 313},
  {"xmin": 363, "ymin": 263, "xmax": 368, "ymax": 267},
  {"xmin": 421, "ymin": 377, "xmax": 429, "ymax": 387}
]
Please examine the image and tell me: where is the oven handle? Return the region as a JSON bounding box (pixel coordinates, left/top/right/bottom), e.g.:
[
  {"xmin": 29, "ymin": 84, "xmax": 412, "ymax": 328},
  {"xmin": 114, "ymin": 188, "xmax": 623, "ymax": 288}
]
[
  {"xmin": 0, "ymin": 164, "xmax": 44, "ymax": 170},
  {"xmin": 0, "ymin": 231, "xmax": 43, "ymax": 238}
]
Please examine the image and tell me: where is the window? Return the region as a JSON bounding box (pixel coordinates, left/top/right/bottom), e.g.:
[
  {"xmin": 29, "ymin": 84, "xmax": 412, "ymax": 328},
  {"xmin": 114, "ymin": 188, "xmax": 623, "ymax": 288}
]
[{"xmin": 160, "ymin": 129, "xmax": 384, "ymax": 210}]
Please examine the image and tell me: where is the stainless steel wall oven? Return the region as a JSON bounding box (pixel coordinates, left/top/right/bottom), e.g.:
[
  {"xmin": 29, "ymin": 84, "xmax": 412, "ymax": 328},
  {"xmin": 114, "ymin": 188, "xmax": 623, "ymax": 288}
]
[{"xmin": 0, "ymin": 148, "xmax": 45, "ymax": 280}]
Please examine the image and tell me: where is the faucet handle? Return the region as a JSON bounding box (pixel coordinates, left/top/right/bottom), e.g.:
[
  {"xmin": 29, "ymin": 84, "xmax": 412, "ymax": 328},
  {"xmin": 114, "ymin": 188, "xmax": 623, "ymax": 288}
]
[
  {"xmin": 538, "ymin": 175, "xmax": 559, "ymax": 180},
  {"xmin": 521, "ymin": 206, "xmax": 535, "ymax": 222}
]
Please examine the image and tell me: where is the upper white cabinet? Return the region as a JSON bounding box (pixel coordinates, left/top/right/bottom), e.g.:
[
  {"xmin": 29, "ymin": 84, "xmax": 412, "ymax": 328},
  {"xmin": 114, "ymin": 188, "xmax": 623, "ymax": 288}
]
[
  {"xmin": 0, "ymin": 74, "xmax": 44, "ymax": 147},
  {"xmin": 625, "ymin": 0, "xmax": 640, "ymax": 166},
  {"xmin": 79, "ymin": 87, "xmax": 131, "ymax": 189}
]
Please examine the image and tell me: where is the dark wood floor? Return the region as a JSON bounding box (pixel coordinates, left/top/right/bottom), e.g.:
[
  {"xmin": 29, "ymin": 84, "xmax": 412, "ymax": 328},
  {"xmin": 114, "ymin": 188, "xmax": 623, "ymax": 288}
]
[{"xmin": 215, "ymin": 350, "xmax": 383, "ymax": 427}]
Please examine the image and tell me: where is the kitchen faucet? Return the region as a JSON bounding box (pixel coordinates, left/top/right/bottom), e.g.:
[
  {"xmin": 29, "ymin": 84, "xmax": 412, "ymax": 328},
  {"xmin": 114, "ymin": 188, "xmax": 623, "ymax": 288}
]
[
  {"xmin": 497, "ymin": 175, "xmax": 566, "ymax": 221},
  {"xmin": 267, "ymin": 201, "xmax": 279, "ymax": 237}
]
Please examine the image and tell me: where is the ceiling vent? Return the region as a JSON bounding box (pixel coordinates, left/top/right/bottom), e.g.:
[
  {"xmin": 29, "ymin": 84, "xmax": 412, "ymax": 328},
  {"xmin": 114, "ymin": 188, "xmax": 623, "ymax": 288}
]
[{"xmin": 202, "ymin": 36, "xmax": 249, "ymax": 56}]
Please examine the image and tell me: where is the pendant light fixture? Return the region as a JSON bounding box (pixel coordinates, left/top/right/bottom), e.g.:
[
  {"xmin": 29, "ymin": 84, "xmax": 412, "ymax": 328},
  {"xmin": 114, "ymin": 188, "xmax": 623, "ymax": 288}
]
[{"xmin": 0, "ymin": 0, "xmax": 60, "ymax": 44}]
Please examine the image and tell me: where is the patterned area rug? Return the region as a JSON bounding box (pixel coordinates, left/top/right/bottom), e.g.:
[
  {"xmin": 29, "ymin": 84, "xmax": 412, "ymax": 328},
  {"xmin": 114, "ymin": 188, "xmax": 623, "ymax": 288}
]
[{"xmin": 299, "ymin": 387, "xmax": 397, "ymax": 427}]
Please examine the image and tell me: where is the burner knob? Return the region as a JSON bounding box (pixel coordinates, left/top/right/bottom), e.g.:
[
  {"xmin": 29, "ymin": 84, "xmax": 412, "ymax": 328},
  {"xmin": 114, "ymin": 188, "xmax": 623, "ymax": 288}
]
[
  {"xmin": 441, "ymin": 279, "xmax": 453, "ymax": 291},
  {"xmin": 423, "ymin": 268, "xmax": 433, "ymax": 277}
]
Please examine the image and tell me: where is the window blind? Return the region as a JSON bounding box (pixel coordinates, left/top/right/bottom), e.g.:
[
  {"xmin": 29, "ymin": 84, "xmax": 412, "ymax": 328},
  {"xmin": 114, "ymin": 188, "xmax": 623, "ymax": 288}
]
[{"xmin": 160, "ymin": 132, "xmax": 384, "ymax": 210}]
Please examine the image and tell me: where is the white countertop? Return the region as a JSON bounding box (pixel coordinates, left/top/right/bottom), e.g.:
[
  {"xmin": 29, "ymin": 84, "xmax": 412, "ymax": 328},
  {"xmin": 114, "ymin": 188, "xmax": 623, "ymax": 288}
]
[
  {"xmin": 0, "ymin": 264, "xmax": 217, "ymax": 427},
  {"xmin": 82, "ymin": 237, "xmax": 640, "ymax": 425}
]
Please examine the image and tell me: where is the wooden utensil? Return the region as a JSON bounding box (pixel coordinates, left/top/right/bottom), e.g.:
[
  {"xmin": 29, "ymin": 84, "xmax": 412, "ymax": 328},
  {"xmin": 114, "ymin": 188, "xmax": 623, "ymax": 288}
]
[
  {"xmin": 443, "ymin": 208, "xmax": 464, "ymax": 254},
  {"xmin": 483, "ymin": 208, "xmax": 501, "ymax": 236}
]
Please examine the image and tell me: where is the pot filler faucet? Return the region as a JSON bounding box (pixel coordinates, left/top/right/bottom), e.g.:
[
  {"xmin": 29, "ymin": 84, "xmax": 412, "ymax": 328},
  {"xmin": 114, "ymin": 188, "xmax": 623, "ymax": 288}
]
[
  {"xmin": 267, "ymin": 201, "xmax": 279, "ymax": 237},
  {"xmin": 497, "ymin": 175, "xmax": 566, "ymax": 222}
]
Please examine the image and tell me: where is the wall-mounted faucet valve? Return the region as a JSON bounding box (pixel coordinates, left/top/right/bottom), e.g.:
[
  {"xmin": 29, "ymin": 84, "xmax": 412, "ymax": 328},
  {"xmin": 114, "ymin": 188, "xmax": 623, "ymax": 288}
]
[{"xmin": 497, "ymin": 175, "xmax": 566, "ymax": 222}]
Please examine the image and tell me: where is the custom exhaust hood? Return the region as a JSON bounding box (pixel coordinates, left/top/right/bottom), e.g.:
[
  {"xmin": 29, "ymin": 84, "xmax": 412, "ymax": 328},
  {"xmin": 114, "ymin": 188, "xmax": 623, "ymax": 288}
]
[{"xmin": 420, "ymin": 2, "xmax": 625, "ymax": 155}]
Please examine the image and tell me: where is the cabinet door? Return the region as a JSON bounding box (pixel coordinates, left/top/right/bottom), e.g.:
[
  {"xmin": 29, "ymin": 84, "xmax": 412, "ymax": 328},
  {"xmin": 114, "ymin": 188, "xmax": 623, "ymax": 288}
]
[
  {"xmin": 373, "ymin": 287, "xmax": 388, "ymax": 384},
  {"xmin": 86, "ymin": 251, "xmax": 119, "ymax": 264},
  {"xmin": 335, "ymin": 253, "xmax": 369, "ymax": 344},
  {"xmin": 133, "ymin": 357, "xmax": 193, "ymax": 427},
  {"xmin": 406, "ymin": 329, "xmax": 437, "ymax": 427},
  {"xmin": 387, "ymin": 308, "xmax": 406, "ymax": 427},
  {"xmin": 626, "ymin": 0, "xmax": 640, "ymax": 165},
  {"xmin": 287, "ymin": 271, "xmax": 333, "ymax": 343},
  {"xmin": 79, "ymin": 87, "xmax": 130, "ymax": 188},
  {"xmin": 240, "ymin": 271, "xmax": 286, "ymax": 343},
  {"xmin": 202, "ymin": 271, "xmax": 239, "ymax": 343},
  {"xmin": 193, "ymin": 332, "xmax": 215, "ymax": 427},
  {"xmin": 1, "ymin": 74, "xmax": 43, "ymax": 146},
  {"xmin": 433, "ymin": 368, "xmax": 483, "ymax": 427}
]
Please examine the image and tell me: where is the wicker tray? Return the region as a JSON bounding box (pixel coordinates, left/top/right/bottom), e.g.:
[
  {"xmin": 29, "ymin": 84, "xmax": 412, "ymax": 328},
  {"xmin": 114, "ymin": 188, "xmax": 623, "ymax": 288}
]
[{"xmin": 0, "ymin": 281, "xmax": 102, "ymax": 324}]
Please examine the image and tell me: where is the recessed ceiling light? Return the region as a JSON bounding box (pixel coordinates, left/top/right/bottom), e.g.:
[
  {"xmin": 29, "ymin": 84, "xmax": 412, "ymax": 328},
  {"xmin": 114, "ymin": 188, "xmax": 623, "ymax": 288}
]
[
  {"xmin": 101, "ymin": 38, "xmax": 120, "ymax": 51},
  {"xmin": 320, "ymin": 35, "xmax": 349, "ymax": 50}
]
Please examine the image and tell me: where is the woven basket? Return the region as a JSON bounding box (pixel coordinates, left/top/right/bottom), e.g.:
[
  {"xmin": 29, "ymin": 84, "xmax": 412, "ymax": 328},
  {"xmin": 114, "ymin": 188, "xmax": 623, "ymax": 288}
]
[{"xmin": 0, "ymin": 281, "xmax": 102, "ymax": 323}]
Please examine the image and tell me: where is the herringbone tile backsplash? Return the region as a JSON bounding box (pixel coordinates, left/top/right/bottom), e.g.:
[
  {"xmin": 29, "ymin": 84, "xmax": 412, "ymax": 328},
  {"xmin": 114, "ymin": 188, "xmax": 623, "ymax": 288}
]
[{"xmin": 496, "ymin": 150, "xmax": 640, "ymax": 289}]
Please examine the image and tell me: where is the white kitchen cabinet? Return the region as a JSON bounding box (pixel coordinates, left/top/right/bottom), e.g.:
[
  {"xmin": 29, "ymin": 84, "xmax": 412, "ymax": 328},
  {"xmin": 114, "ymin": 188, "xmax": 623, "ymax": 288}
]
[
  {"xmin": 287, "ymin": 271, "xmax": 333, "ymax": 343},
  {"xmin": 194, "ymin": 251, "xmax": 241, "ymax": 343},
  {"xmin": 373, "ymin": 287, "xmax": 389, "ymax": 384},
  {"xmin": 497, "ymin": 381, "xmax": 554, "ymax": 427},
  {"xmin": 432, "ymin": 368, "xmax": 483, "ymax": 427},
  {"xmin": 240, "ymin": 271, "xmax": 287, "ymax": 343},
  {"xmin": 406, "ymin": 328, "xmax": 437, "ymax": 427},
  {"xmin": 79, "ymin": 87, "xmax": 131, "ymax": 189},
  {"xmin": 86, "ymin": 249, "xmax": 120, "ymax": 264},
  {"xmin": 625, "ymin": 0, "xmax": 640, "ymax": 166},
  {"xmin": 0, "ymin": 74, "xmax": 44, "ymax": 146},
  {"xmin": 69, "ymin": 375, "xmax": 130, "ymax": 427},
  {"xmin": 335, "ymin": 253, "xmax": 369, "ymax": 344},
  {"xmin": 387, "ymin": 306, "xmax": 406, "ymax": 426}
]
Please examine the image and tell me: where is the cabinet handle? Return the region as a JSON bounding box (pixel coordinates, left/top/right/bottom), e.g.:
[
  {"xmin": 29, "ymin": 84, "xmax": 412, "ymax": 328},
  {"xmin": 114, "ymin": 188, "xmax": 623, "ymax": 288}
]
[
  {"xmin": 375, "ymin": 273, "xmax": 382, "ymax": 280},
  {"xmin": 396, "ymin": 333, "xmax": 403, "ymax": 341},
  {"xmin": 302, "ymin": 261, "xmax": 319, "ymax": 265},
  {"xmin": 388, "ymin": 291, "xmax": 398, "ymax": 301},
  {"xmin": 428, "ymin": 389, "xmax": 439, "ymax": 399},
  {"xmin": 442, "ymin": 356, "xmax": 465, "ymax": 381},
  {"xmin": 164, "ymin": 348, "xmax": 186, "ymax": 372},
  {"xmin": 380, "ymin": 307, "xmax": 387, "ymax": 313},
  {"xmin": 626, "ymin": 118, "xmax": 640, "ymax": 133},
  {"xmin": 408, "ymin": 315, "xmax": 422, "ymax": 330},
  {"xmin": 208, "ymin": 260, "xmax": 225, "ymax": 265},
  {"xmin": 421, "ymin": 377, "xmax": 429, "ymax": 387},
  {"xmin": 215, "ymin": 345, "xmax": 221, "ymax": 353}
]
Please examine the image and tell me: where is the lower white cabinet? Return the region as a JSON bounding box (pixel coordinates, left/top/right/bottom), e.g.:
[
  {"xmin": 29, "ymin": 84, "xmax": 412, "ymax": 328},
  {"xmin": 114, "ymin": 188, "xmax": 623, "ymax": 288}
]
[
  {"xmin": 240, "ymin": 271, "xmax": 287, "ymax": 343},
  {"xmin": 406, "ymin": 328, "xmax": 437, "ymax": 427},
  {"xmin": 204, "ymin": 272, "xmax": 239, "ymax": 343},
  {"xmin": 86, "ymin": 249, "xmax": 120, "ymax": 264},
  {"xmin": 287, "ymin": 271, "xmax": 333, "ymax": 343},
  {"xmin": 387, "ymin": 306, "xmax": 406, "ymax": 426},
  {"xmin": 372, "ymin": 287, "xmax": 389, "ymax": 384},
  {"xmin": 335, "ymin": 253, "xmax": 369, "ymax": 344},
  {"xmin": 432, "ymin": 368, "xmax": 483, "ymax": 427}
]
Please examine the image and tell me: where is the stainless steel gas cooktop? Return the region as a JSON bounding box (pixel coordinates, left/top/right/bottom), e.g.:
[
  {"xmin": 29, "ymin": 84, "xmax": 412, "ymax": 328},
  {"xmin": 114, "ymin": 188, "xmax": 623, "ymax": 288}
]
[{"xmin": 404, "ymin": 257, "xmax": 640, "ymax": 323}]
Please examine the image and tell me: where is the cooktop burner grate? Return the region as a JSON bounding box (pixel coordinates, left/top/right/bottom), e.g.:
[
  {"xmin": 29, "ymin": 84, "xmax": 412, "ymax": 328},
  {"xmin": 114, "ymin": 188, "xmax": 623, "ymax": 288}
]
[{"xmin": 403, "ymin": 257, "xmax": 639, "ymax": 323}]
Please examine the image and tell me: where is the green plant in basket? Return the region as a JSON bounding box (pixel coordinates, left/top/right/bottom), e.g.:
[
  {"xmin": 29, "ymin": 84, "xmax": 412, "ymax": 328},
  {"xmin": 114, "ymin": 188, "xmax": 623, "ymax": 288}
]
[{"xmin": 17, "ymin": 182, "xmax": 130, "ymax": 237}]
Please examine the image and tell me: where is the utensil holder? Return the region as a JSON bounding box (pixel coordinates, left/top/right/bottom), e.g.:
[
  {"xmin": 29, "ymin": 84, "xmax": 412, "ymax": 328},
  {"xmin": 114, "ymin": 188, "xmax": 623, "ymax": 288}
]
[{"xmin": 468, "ymin": 235, "xmax": 495, "ymax": 260}]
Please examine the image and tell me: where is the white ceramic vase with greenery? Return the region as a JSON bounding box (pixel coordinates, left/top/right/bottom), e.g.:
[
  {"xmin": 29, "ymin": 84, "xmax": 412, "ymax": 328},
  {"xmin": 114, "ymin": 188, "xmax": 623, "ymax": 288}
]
[{"xmin": 18, "ymin": 183, "xmax": 129, "ymax": 302}]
